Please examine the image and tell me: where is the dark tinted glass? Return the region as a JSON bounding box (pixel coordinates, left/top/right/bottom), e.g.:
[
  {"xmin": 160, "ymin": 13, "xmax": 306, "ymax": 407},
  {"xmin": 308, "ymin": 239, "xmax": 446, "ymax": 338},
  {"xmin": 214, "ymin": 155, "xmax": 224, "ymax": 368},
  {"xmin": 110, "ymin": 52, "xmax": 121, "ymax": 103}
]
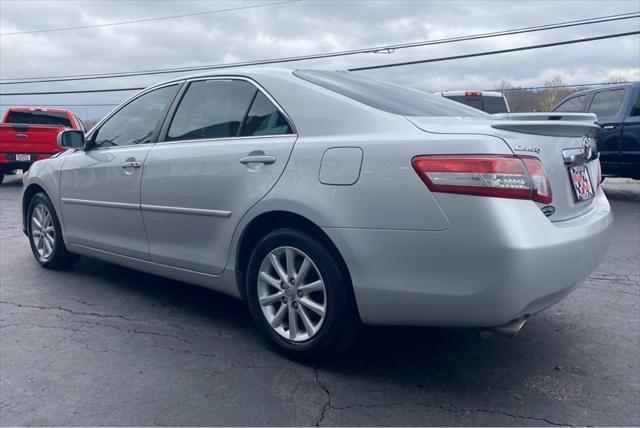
[
  {"xmin": 444, "ymin": 96, "xmax": 483, "ymax": 111},
  {"xmin": 554, "ymin": 94, "xmax": 586, "ymax": 112},
  {"xmin": 168, "ymin": 80, "xmax": 257, "ymax": 141},
  {"xmin": 483, "ymin": 97, "xmax": 509, "ymax": 114},
  {"xmin": 240, "ymin": 91, "xmax": 293, "ymax": 136},
  {"xmin": 294, "ymin": 70, "xmax": 490, "ymax": 117},
  {"xmin": 632, "ymin": 94, "xmax": 640, "ymax": 117},
  {"xmin": 93, "ymin": 85, "xmax": 178, "ymax": 148},
  {"xmin": 588, "ymin": 89, "xmax": 625, "ymax": 118},
  {"xmin": 5, "ymin": 110, "xmax": 71, "ymax": 127}
]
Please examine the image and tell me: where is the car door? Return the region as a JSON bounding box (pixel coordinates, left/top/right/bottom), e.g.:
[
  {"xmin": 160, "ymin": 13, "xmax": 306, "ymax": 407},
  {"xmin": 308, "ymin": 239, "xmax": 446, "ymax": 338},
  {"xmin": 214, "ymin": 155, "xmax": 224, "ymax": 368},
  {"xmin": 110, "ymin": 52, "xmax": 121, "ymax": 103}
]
[
  {"xmin": 140, "ymin": 77, "xmax": 297, "ymax": 274},
  {"xmin": 59, "ymin": 83, "xmax": 181, "ymax": 259},
  {"xmin": 588, "ymin": 88, "xmax": 627, "ymax": 172}
]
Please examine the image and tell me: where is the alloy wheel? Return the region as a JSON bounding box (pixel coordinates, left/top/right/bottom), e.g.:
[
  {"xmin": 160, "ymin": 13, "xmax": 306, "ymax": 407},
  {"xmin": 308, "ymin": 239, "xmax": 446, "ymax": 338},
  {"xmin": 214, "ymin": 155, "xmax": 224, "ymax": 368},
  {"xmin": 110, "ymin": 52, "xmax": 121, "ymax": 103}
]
[
  {"xmin": 257, "ymin": 246, "xmax": 327, "ymax": 342},
  {"xmin": 31, "ymin": 203, "xmax": 55, "ymax": 261}
]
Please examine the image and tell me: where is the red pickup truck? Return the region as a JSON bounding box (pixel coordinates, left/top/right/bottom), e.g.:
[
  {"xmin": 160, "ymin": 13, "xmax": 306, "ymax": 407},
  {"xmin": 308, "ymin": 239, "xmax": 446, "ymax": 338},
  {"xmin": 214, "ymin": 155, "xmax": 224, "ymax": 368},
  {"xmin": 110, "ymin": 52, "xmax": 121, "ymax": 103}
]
[{"xmin": 0, "ymin": 107, "xmax": 85, "ymax": 183}]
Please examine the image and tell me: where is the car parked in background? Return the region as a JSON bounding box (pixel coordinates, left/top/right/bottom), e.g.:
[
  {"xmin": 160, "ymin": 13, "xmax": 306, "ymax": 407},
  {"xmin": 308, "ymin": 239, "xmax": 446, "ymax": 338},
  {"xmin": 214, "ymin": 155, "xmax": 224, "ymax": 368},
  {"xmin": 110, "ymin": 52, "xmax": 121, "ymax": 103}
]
[
  {"xmin": 0, "ymin": 107, "xmax": 85, "ymax": 183},
  {"xmin": 441, "ymin": 90, "xmax": 510, "ymax": 113},
  {"xmin": 22, "ymin": 69, "xmax": 612, "ymax": 359},
  {"xmin": 553, "ymin": 82, "xmax": 640, "ymax": 180}
]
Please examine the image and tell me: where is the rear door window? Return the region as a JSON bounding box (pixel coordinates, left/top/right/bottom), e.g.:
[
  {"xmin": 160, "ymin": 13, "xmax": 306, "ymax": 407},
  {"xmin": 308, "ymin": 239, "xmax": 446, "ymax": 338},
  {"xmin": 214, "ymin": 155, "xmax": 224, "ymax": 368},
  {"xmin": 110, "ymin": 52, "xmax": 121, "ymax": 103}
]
[
  {"xmin": 588, "ymin": 89, "xmax": 625, "ymax": 118},
  {"xmin": 5, "ymin": 110, "xmax": 71, "ymax": 127},
  {"xmin": 554, "ymin": 94, "xmax": 587, "ymax": 112},
  {"xmin": 167, "ymin": 80, "xmax": 257, "ymax": 141},
  {"xmin": 239, "ymin": 91, "xmax": 293, "ymax": 136}
]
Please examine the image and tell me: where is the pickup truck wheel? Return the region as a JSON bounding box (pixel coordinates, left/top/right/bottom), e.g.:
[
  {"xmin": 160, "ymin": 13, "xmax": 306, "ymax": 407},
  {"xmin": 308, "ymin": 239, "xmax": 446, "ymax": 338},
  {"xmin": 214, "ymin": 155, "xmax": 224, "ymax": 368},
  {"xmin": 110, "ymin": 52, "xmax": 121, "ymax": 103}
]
[
  {"xmin": 246, "ymin": 228, "xmax": 361, "ymax": 360},
  {"xmin": 27, "ymin": 192, "xmax": 79, "ymax": 269}
]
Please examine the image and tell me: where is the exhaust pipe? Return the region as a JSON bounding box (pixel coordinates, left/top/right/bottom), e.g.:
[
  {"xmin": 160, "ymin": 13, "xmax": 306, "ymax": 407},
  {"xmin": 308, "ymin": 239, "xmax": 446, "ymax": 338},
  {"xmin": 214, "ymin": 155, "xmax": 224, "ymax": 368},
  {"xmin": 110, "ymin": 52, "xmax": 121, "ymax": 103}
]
[{"xmin": 481, "ymin": 316, "xmax": 528, "ymax": 338}]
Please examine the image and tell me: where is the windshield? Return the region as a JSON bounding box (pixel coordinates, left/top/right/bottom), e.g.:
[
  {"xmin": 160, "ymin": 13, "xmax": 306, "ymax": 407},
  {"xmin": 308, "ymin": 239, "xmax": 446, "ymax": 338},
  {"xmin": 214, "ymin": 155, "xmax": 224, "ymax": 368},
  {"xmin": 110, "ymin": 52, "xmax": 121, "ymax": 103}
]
[{"xmin": 294, "ymin": 70, "xmax": 491, "ymax": 118}]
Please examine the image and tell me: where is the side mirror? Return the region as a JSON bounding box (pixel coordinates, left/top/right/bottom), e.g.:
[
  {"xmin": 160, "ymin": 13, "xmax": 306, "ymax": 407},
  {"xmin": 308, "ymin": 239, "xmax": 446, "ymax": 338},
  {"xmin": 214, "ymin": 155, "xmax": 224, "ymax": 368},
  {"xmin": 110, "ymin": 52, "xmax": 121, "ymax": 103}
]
[{"xmin": 57, "ymin": 129, "xmax": 86, "ymax": 150}]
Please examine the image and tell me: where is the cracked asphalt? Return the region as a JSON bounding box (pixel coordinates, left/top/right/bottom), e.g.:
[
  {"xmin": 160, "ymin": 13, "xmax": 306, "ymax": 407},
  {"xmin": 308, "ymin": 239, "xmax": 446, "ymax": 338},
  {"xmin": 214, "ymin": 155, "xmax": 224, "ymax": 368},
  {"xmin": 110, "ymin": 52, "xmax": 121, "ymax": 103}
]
[{"xmin": 1, "ymin": 173, "xmax": 638, "ymax": 427}]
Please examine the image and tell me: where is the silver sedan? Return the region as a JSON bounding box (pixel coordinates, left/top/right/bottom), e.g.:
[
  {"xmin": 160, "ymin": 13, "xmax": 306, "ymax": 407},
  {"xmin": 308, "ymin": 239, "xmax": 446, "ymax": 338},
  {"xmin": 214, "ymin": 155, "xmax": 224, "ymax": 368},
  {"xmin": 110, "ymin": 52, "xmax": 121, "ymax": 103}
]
[{"xmin": 22, "ymin": 68, "xmax": 613, "ymax": 359}]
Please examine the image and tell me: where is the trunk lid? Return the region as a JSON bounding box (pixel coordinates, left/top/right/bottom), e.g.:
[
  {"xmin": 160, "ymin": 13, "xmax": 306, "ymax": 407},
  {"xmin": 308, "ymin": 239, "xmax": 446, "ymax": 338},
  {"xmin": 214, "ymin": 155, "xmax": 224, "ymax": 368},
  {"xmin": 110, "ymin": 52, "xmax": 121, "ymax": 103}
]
[{"xmin": 407, "ymin": 113, "xmax": 601, "ymax": 222}]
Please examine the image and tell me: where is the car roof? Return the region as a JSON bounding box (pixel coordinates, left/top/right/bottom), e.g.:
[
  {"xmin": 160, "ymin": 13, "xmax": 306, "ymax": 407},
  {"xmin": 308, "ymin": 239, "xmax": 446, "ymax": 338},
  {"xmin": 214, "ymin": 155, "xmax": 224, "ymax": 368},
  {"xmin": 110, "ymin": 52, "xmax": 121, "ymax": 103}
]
[{"xmin": 565, "ymin": 81, "xmax": 639, "ymax": 97}]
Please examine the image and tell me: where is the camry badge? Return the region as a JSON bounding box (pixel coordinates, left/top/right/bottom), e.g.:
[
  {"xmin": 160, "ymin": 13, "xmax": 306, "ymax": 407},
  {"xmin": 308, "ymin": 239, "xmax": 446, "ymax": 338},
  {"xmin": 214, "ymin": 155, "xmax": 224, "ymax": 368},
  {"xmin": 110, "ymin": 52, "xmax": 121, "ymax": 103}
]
[{"xmin": 513, "ymin": 145, "xmax": 541, "ymax": 154}]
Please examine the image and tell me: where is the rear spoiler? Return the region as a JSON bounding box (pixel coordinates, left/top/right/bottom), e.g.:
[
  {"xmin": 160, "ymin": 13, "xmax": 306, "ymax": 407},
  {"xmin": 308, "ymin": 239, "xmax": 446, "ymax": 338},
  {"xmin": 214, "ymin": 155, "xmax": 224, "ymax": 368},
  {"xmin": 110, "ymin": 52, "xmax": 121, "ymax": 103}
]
[{"xmin": 491, "ymin": 112, "xmax": 599, "ymax": 137}]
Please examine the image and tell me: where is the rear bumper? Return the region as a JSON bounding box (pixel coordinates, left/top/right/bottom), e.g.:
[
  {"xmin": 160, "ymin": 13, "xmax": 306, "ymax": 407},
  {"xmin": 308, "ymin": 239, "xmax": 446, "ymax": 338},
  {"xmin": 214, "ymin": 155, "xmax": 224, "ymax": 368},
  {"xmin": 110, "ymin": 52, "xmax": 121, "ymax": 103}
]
[
  {"xmin": 323, "ymin": 188, "xmax": 613, "ymax": 327},
  {"xmin": 0, "ymin": 153, "xmax": 55, "ymax": 171}
]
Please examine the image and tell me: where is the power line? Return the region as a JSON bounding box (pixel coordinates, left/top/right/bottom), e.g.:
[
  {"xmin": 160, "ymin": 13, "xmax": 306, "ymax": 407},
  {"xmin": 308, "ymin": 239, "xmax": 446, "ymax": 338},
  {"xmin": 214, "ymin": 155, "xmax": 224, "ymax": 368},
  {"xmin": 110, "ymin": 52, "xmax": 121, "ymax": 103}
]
[
  {"xmin": 0, "ymin": 87, "xmax": 145, "ymax": 96},
  {"xmin": 0, "ymin": 0, "xmax": 301, "ymax": 36},
  {"xmin": 1, "ymin": 31, "xmax": 638, "ymax": 97},
  {"xmin": 1, "ymin": 12, "xmax": 638, "ymax": 85},
  {"xmin": 348, "ymin": 31, "xmax": 640, "ymax": 71}
]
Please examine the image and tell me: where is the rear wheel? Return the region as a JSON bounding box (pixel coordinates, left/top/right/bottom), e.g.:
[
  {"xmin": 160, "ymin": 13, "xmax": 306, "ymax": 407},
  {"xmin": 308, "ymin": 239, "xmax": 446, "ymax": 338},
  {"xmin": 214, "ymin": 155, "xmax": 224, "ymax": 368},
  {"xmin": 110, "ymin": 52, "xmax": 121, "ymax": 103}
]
[
  {"xmin": 246, "ymin": 228, "xmax": 361, "ymax": 360},
  {"xmin": 27, "ymin": 192, "xmax": 79, "ymax": 269}
]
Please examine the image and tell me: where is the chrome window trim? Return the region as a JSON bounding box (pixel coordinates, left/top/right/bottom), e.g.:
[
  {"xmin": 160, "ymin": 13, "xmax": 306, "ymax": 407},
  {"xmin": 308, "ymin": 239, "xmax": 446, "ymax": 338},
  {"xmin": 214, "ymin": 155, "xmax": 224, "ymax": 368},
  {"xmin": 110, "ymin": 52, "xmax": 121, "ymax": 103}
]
[
  {"xmin": 154, "ymin": 133, "xmax": 296, "ymax": 146},
  {"xmin": 160, "ymin": 75, "xmax": 297, "ymax": 143}
]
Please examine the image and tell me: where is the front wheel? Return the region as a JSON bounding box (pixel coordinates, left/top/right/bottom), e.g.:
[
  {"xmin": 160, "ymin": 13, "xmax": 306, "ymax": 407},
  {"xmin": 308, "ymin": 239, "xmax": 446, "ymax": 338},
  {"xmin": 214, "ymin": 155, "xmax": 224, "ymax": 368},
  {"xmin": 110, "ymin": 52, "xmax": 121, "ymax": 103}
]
[
  {"xmin": 27, "ymin": 192, "xmax": 79, "ymax": 269},
  {"xmin": 246, "ymin": 228, "xmax": 361, "ymax": 360}
]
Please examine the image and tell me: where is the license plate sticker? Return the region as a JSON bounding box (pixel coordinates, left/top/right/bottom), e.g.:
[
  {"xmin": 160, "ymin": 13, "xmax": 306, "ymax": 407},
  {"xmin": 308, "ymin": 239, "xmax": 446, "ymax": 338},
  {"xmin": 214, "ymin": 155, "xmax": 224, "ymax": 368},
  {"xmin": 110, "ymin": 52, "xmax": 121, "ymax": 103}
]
[
  {"xmin": 569, "ymin": 165, "xmax": 594, "ymax": 201},
  {"xmin": 15, "ymin": 154, "xmax": 31, "ymax": 161}
]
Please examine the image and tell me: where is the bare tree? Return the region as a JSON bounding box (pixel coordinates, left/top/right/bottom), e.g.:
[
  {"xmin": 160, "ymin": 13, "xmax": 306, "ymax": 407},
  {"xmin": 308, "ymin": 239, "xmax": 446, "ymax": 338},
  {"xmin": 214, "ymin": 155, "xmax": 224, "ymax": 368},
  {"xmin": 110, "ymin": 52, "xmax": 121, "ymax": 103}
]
[{"xmin": 607, "ymin": 75, "xmax": 628, "ymax": 84}]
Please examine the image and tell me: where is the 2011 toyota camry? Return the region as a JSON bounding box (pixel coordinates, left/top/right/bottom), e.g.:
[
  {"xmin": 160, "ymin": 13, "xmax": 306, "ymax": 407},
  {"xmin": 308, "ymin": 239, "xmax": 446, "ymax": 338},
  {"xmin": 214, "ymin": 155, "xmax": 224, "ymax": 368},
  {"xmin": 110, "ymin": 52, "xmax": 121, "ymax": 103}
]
[{"xmin": 22, "ymin": 68, "xmax": 613, "ymax": 359}]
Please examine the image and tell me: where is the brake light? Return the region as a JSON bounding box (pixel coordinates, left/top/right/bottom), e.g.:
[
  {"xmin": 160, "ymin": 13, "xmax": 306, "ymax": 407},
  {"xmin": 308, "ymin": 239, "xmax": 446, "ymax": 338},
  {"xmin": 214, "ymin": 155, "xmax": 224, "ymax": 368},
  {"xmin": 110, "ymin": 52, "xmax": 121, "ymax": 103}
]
[
  {"xmin": 465, "ymin": 91, "xmax": 482, "ymax": 96},
  {"xmin": 412, "ymin": 155, "xmax": 552, "ymax": 203}
]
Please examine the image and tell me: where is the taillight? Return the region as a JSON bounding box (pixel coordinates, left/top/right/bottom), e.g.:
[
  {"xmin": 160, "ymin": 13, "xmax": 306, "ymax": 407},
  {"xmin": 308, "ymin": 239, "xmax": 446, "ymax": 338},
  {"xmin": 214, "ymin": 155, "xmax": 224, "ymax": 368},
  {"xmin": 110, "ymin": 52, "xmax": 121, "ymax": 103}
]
[
  {"xmin": 412, "ymin": 155, "xmax": 552, "ymax": 203},
  {"xmin": 596, "ymin": 159, "xmax": 602, "ymax": 187}
]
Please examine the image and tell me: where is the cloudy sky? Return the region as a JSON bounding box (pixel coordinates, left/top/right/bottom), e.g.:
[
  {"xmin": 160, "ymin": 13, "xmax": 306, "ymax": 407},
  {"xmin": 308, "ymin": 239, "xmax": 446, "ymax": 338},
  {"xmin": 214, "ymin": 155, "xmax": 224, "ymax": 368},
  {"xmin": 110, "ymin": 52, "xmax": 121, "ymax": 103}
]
[{"xmin": 1, "ymin": 0, "xmax": 639, "ymax": 120}]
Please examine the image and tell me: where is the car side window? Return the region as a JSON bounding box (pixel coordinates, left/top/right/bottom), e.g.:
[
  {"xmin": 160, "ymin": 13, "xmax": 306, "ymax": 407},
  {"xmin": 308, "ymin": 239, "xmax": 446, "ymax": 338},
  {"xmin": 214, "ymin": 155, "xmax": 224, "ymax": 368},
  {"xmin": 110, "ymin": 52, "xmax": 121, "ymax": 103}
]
[
  {"xmin": 167, "ymin": 80, "xmax": 257, "ymax": 141},
  {"xmin": 631, "ymin": 94, "xmax": 640, "ymax": 117},
  {"xmin": 588, "ymin": 89, "xmax": 625, "ymax": 118},
  {"xmin": 239, "ymin": 91, "xmax": 293, "ymax": 136},
  {"xmin": 554, "ymin": 94, "xmax": 586, "ymax": 112},
  {"xmin": 91, "ymin": 84, "xmax": 178, "ymax": 148}
]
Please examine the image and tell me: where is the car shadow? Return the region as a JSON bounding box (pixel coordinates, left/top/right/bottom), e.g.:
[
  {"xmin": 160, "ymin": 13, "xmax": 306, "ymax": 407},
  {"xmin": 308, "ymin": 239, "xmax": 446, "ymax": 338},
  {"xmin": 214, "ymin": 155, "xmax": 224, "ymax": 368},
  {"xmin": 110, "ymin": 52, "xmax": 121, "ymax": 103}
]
[{"xmin": 65, "ymin": 255, "xmax": 571, "ymax": 389}]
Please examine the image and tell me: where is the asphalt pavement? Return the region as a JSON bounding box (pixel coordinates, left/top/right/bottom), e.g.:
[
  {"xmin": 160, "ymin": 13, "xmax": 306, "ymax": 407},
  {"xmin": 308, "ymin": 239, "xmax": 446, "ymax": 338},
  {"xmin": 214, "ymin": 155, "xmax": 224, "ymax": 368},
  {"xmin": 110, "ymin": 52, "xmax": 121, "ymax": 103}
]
[{"xmin": 1, "ymin": 173, "xmax": 638, "ymax": 426}]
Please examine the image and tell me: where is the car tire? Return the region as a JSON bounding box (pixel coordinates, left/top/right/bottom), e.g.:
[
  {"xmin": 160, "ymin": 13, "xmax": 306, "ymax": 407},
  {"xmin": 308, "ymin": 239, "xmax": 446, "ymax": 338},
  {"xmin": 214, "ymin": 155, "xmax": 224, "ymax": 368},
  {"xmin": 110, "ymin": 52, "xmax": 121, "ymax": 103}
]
[
  {"xmin": 246, "ymin": 228, "xmax": 361, "ymax": 360},
  {"xmin": 27, "ymin": 192, "xmax": 79, "ymax": 269},
  {"xmin": 0, "ymin": 172, "xmax": 4, "ymax": 184}
]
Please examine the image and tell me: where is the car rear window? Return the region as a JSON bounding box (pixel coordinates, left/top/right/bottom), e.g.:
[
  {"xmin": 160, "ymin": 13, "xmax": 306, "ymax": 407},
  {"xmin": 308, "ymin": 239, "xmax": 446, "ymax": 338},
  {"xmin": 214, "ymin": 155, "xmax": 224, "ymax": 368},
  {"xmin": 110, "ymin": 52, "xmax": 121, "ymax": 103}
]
[
  {"xmin": 442, "ymin": 95, "xmax": 508, "ymax": 114},
  {"xmin": 5, "ymin": 110, "xmax": 71, "ymax": 127},
  {"xmin": 294, "ymin": 70, "xmax": 490, "ymax": 118}
]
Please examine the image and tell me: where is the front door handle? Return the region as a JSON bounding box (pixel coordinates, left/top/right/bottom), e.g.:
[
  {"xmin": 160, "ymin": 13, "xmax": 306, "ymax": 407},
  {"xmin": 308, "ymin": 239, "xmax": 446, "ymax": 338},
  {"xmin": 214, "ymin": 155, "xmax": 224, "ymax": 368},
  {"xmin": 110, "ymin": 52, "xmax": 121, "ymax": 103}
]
[
  {"xmin": 602, "ymin": 125, "xmax": 617, "ymax": 130},
  {"xmin": 239, "ymin": 154, "xmax": 276, "ymax": 165},
  {"xmin": 120, "ymin": 160, "xmax": 142, "ymax": 169}
]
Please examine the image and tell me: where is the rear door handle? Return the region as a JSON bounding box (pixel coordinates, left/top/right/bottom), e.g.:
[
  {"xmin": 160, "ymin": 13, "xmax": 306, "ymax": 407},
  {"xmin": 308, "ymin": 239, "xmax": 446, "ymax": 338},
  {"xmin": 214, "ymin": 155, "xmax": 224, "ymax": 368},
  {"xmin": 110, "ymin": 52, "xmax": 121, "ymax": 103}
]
[
  {"xmin": 120, "ymin": 161, "xmax": 141, "ymax": 169},
  {"xmin": 239, "ymin": 155, "xmax": 276, "ymax": 165},
  {"xmin": 602, "ymin": 125, "xmax": 617, "ymax": 130}
]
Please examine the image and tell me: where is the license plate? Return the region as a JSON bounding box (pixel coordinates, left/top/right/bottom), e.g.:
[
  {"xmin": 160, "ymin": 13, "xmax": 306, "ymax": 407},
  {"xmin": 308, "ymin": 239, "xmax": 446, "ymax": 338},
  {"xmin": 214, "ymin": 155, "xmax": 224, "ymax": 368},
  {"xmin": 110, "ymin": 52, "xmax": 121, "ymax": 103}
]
[
  {"xmin": 569, "ymin": 165, "xmax": 594, "ymax": 201},
  {"xmin": 15, "ymin": 154, "xmax": 31, "ymax": 161}
]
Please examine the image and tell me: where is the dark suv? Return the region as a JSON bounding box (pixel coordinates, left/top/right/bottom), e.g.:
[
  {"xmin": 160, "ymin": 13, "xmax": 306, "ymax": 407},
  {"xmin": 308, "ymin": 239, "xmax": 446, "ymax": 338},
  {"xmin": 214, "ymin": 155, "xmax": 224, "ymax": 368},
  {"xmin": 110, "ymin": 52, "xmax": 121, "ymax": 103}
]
[{"xmin": 553, "ymin": 82, "xmax": 639, "ymax": 180}]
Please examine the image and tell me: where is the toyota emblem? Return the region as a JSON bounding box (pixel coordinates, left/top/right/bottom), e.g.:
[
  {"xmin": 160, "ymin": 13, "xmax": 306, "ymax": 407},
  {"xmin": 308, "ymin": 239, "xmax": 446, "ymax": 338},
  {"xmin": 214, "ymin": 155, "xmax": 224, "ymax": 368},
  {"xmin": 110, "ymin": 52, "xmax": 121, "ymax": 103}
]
[{"xmin": 582, "ymin": 137, "xmax": 592, "ymax": 160}]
